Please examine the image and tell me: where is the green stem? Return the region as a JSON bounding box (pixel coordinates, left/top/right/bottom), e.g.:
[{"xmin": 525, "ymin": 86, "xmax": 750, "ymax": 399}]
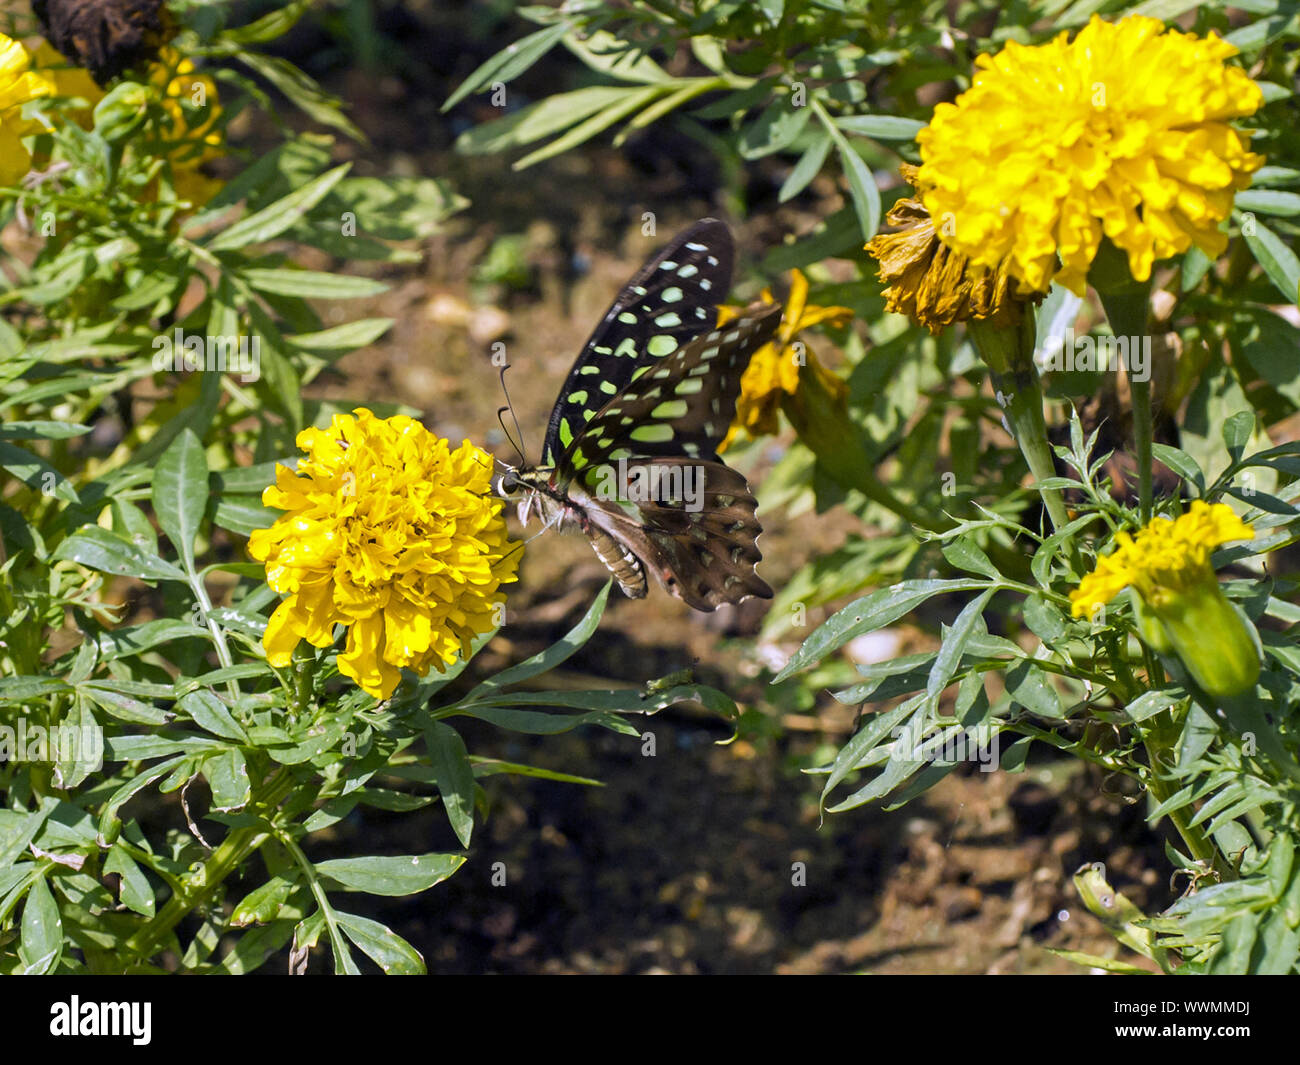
[
  {"xmin": 1089, "ymin": 239, "xmax": 1154, "ymax": 524},
  {"xmin": 123, "ymin": 767, "xmax": 294, "ymax": 967},
  {"xmin": 1141, "ymin": 708, "xmax": 1234, "ymax": 880}
]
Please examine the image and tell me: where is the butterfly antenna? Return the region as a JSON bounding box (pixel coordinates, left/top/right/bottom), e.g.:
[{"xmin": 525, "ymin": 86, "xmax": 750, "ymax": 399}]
[{"xmin": 497, "ymin": 364, "xmax": 529, "ymax": 465}]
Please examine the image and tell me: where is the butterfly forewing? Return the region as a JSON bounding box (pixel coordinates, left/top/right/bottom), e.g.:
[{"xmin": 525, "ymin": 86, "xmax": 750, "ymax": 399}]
[
  {"xmin": 558, "ymin": 304, "xmax": 783, "ymax": 485},
  {"xmin": 542, "ymin": 219, "xmax": 735, "ymax": 466}
]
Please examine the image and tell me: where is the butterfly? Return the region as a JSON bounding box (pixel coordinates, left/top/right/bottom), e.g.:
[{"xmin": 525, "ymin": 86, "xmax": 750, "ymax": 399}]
[{"xmin": 494, "ymin": 219, "xmax": 781, "ymax": 612}]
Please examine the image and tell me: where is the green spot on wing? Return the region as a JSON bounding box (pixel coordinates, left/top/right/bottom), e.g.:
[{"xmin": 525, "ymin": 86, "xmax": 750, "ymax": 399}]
[
  {"xmin": 630, "ymin": 423, "xmax": 674, "ymax": 444},
  {"xmin": 559, "ymin": 420, "xmax": 574, "ymax": 449},
  {"xmin": 647, "ymin": 335, "xmax": 677, "ymax": 357},
  {"xmin": 651, "ymin": 399, "xmax": 688, "ymax": 419}
]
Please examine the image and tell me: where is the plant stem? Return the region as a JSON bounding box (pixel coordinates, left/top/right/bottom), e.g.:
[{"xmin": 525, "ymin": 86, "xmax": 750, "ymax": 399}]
[
  {"xmin": 1088, "ymin": 239, "xmax": 1154, "ymax": 523},
  {"xmin": 123, "ymin": 767, "xmax": 294, "ymax": 967}
]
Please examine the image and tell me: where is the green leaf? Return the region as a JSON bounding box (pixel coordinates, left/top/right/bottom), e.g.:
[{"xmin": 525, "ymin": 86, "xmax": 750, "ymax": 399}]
[
  {"xmin": 0, "ymin": 807, "xmax": 50, "ymax": 873},
  {"xmin": 775, "ymin": 579, "xmax": 988, "ymax": 681},
  {"xmin": 1005, "ymin": 660, "xmax": 1063, "ymax": 718},
  {"xmin": 19, "ymin": 873, "xmax": 61, "ymax": 975},
  {"xmin": 835, "ymin": 114, "xmax": 925, "ymax": 141},
  {"xmin": 207, "ymin": 164, "xmax": 352, "ymax": 251},
  {"xmin": 1023, "ymin": 595, "xmax": 1067, "ymax": 643},
  {"xmin": 512, "ymin": 85, "xmax": 661, "ymax": 170},
  {"xmin": 455, "ymin": 86, "xmax": 638, "ymax": 155},
  {"xmin": 1235, "ymin": 189, "xmax": 1300, "ymax": 216},
  {"xmin": 927, "ymin": 589, "xmax": 995, "ymax": 700},
  {"xmin": 449, "ymin": 705, "xmax": 642, "ymax": 737},
  {"xmin": 316, "ymin": 854, "xmax": 464, "ymax": 897},
  {"xmin": 0, "ymin": 441, "xmax": 78, "ymax": 502},
  {"xmin": 443, "ymin": 22, "xmax": 572, "ymax": 111},
  {"xmin": 53, "ymin": 527, "xmax": 187, "ymax": 583},
  {"xmin": 739, "ymin": 99, "xmax": 813, "ymax": 159},
  {"xmin": 424, "ymin": 722, "xmax": 476, "ymax": 848},
  {"xmin": 836, "ymin": 140, "xmax": 881, "ymax": 242},
  {"xmin": 238, "ymin": 268, "xmax": 388, "ymax": 299},
  {"xmin": 205, "ymin": 749, "xmax": 251, "ymax": 810},
  {"xmin": 940, "ymin": 539, "xmax": 1000, "ymax": 581},
  {"xmin": 0, "ymin": 421, "xmax": 91, "ymax": 441},
  {"xmin": 779, "ymin": 129, "xmax": 832, "ymax": 203},
  {"xmin": 104, "ymin": 845, "xmax": 155, "ymax": 917},
  {"xmin": 179, "ymin": 690, "xmax": 248, "ymax": 743},
  {"xmin": 285, "ymin": 318, "xmax": 394, "ymax": 351},
  {"xmin": 213, "ymin": 497, "xmax": 277, "ymax": 537},
  {"xmin": 1242, "ymin": 218, "xmax": 1300, "ymax": 304},
  {"xmin": 1223, "ymin": 410, "xmax": 1255, "ymax": 460},
  {"xmin": 1151, "ymin": 443, "xmax": 1206, "ymax": 494},
  {"xmin": 79, "ymin": 682, "xmax": 169, "ymax": 725},
  {"xmin": 231, "ymin": 875, "xmax": 300, "ymax": 926},
  {"xmin": 335, "ymin": 911, "xmax": 425, "ymax": 974},
  {"xmin": 153, "ymin": 429, "xmax": 208, "ymax": 569},
  {"xmin": 235, "ymin": 51, "xmax": 364, "ymax": 142},
  {"xmin": 466, "ymin": 581, "xmax": 609, "ymax": 697},
  {"xmin": 1125, "ymin": 689, "xmax": 1184, "ymax": 722}
]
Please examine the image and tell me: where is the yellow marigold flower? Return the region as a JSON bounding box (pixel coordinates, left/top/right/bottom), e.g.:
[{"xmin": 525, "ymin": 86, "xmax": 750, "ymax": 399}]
[
  {"xmin": 146, "ymin": 45, "xmax": 224, "ymax": 207},
  {"xmin": 867, "ymin": 164, "xmax": 1044, "ymax": 333},
  {"xmin": 31, "ymin": 39, "xmax": 102, "ymax": 107},
  {"xmin": 0, "ymin": 34, "xmax": 55, "ymax": 186},
  {"xmin": 717, "ymin": 269, "xmax": 851, "ymax": 447},
  {"xmin": 249, "ymin": 409, "xmax": 519, "ymax": 701},
  {"xmin": 916, "ymin": 14, "xmax": 1264, "ymax": 296},
  {"xmin": 1071, "ymin": 500, "xmax": 1259, "ymax": 697}
]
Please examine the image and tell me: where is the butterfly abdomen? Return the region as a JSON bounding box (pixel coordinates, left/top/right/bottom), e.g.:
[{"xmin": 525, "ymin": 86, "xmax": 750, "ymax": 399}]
[{"xmin": 586, "ymin": 527, "xmax": 648, "ymax": 599}]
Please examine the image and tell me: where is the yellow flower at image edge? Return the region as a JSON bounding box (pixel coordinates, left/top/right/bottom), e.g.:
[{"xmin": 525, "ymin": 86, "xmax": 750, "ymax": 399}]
[
  {"xmin": 916, "ymin": 14, "xmax": 1265, "ymax": 295},
  {"xmin": 249, "ymin": 410, "xmax": 519, "ymax": 700},
  {"xmin": 1071, "ymin": 501, "xmax": 1260, "ymax": 698},
  {"xmin": 718, "ymin": 269, "xmax": 852, "ymax": 447},
  {"xmin": 0, "ymin": 34, "xmax": 55, "ymax": 186}
]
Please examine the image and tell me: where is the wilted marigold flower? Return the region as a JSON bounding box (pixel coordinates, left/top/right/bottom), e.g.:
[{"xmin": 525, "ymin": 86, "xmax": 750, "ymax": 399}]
[
  {"xmin": 249, "ymin": 409, "xmax": 519, "ymax": 701},
  {"xmin": 867, "ymin": 164, "xmax": 1043, "ymax": 333},
  {"xmin": 0, "ymin": 34, "xmax": 55, "ymax": 186},
  {"xmin": 1071, "ymin": 500, "xmax": 1259, "ymax": 697},
  {"xmin": 916, "ymin": 14, "xmax": 1264, "ymax": 295},
  {"xmin": 718, "ymin": 269, "xmax": 851, "ymax": 447}
]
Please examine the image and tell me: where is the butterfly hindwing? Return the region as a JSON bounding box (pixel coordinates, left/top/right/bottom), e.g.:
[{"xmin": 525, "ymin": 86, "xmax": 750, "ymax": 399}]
[
  {"xmin": 577, "ymin": 458, "xmax": 772, "ymax": 611},
  {"xmin": 542, "ymin": 219, "xmax": 734, "ymax": 466},
  {"xmin": 558, "ymin": 304, "xmax": 783, "ymax": 486}
]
